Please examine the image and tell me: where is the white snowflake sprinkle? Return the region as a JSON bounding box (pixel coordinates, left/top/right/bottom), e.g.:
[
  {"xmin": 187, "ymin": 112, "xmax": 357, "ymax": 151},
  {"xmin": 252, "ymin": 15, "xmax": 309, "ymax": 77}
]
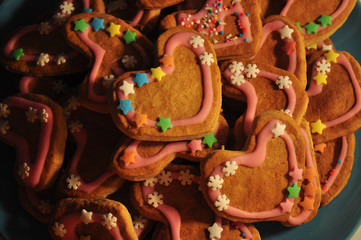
[
  {"xmin": 80, "ymin": 209, "xmax": 93, "ymax": 224},
  {"xmin": 18, "ymin": 162, "xmax": 30, "ymax": 179},
  {"xmin": 52, "ymin": 13, "xmax": 66, "ymax": 25},
  {"xmin": 222, "ymin": 161, "xmax": 238, "ymax": 177},
  {"xmin": 52, "ymin": 80, "xmax": 66, "ymax": 94},
  {"xmin": 214, "ymin": 194, "xmax": 230, "ymax": 211},
  {"xmin": 60, "ymin": 1, "xmax": 75, "ymax": 15},
  {"xmin": 107, "ymin": 0, "xmax": 127, "ymax": 12},
  {"xmin": 280, "ymin": 109, "xmax": 293, "ymax": 117},
  {"xmin": 275, "ymin": 76, "xmax": 292, "ymax": 89},
  {"xmin": 244, "ymin": 64, "xmax": 260, "ymax": 78},
  {"xmin": 102, "ymin": 213, "xmax": 117, "ymax": 230},
  {"xmin": 178, "ymin": 169, "xmax": 194, "ymax": 185},
  {"xmin": 25, "ymin": 107, "xmax": 38, "ymax": 123},
  {"xmin": 66, "ymin": 174, "xmax": 81, "ymax": 190},
  {"xmin": 0, "ymin": 120, "xmax": 10, "ymax": 134},
  {"xmin": 38, "ymin": 200, "xmax": 52, "ymax": 214},
  {"xmin": 66, "ymin": 96, "xmax": 80, "ymax": 111},
  {"xmin": 230, "ymin": 74, "xmax": 245, "ymax": 86},
  {"xmin": 207, "ymin": 175, "xmax": 224, "ymax": 191},
  {"xmin": 38, "ymin": 22, "xmax": 51, "ymax": 35},
  {"xmin": 103, "ymin": 75, "xmax": 115, "ymax": 88},
  {"xmin": 199, "ymin": 52, "xmax": 215, "ymax": 66},
  {"xmin": 143, "ymin": 177, "xmax": 158, "ymax": 187},
  {"xmin": 68, "ymin": 120, "xmax": 83, "ymax": 133},
  {"xmin": 0, "ymin": 103, "xmax": 10, "ymax": 118},
  {"xmin": 122, "ymin": 55, "xmax": 138, "ymax": 68},
  {"xmin": 229, "ymin": 61, "xmax": 244, "ymax": 75},
  {"xmin": 37, "ymin": 53, "xmax": 50, "ymax": 67},
  {"xmin": 157, "ymin": 170, "xmax": 173, "ymax": 186},
  {"xmin": 55, "ymin": 53, "xmax": 66, "ymax": 65},
  {"xmin": 39, "ymin": 109, "xmax": 49, "ymax": 123},
  {"xmin": 52, "ymin": 222, "xmax": 66, "ymax": 237},
  {"xmin": 147, "ymin": 192, "xmax": 164, "ymax": 208},
  {"xmin": 189, "ymin": 35, "xmax": 205, "ymax": 48},
  {"xmin": 316, "ymin": 59, "xmax": 331, "ymax": 74},
  {"xmin": 271, "ymin": 122, "xmax": 286, "ymax": 138},
  {"xmin": 133, "ymin": 215, "xmax": 146, "ymax": 229}
]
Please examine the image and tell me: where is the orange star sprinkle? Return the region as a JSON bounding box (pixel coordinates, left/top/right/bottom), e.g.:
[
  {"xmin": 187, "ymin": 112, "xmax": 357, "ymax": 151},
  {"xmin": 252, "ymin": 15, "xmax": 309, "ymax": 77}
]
[
  {"xmin": 304, "ymin": 167, "xmax": 317, "ymax": 181},
  {"xmin": 159, "ymin": 54, "xmax": 174, "ymax": 67},
  {"xmin": 314, "ymin": 143, "xmax": 327, "ymax": 153},
  {"xmin": 299, "ymin": 196, "xmax": 315, "ymax": 211},
  {"xmin": 303, "ymin": 183, "xmax": 318, "ymax": 197},
  {"xmin": 133, "ymin": 112, "xmax": 148, "ymax": 128},
  {"xmin": 120, "ymin": 150, "xmax": 135, "ymax": 166},
  {"xmin": 283, "ymin": 41, "xmax": 296, "ymax": 55}
]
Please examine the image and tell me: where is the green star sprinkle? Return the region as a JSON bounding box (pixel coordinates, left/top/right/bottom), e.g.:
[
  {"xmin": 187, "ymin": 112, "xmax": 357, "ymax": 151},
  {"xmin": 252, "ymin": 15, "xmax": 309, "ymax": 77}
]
[
  {"xmin": 317, "ymin": 15, "xmax": 332, "ymax": 27},
  {"xmin": 295, "ymin": 22, "xmax": 302, "ymax": 30},
  {"xmin": 287, "ymin": 183, "xmax": 301, "ymax": 198},
  {"xmin": 11, "ymin": 48, "xmax": 24, "ymax": 61},
  {"xmin": 73, "ymin": 19, "xmax": 89, "ymax": 32},
  {"xmin": 202, "ymin": 133, "xmax": 218, "ymax": 148},
  {"xmin": 304, "ymin": 22, "xmax": 319, "ymax": 34},
  {"xmin": 156, "ymin": 117, "xmax": 173, "ymax": 132},
  {"xmin": 122, "ymin": 30, "xmax": 137, "ymax": 45}
]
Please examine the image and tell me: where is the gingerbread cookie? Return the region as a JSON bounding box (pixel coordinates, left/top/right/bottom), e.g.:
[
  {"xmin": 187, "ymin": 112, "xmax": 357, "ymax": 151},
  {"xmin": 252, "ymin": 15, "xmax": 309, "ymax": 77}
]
[
  {"xmin": 65, "ymin": 11, "xmax": 154, "ymax": 113},
  {"xmin": 251, "ymin": 15, "xmax": 307, "ymax": 90},
  {"xmin": 305, "ymin": 50, "xmax": 361, "ymax": 144},
  {"xmin": 280, "ymin": 0, "xmax": 357, "ymax": 46},
  {"xmin": 111, "ymin": 115, "xmax": 228, "ymax": 181},
  {"xmin": 0, "ymin": 94, "xmax": 67, "ymax": 191},
  {"xmin": 50, "ymin": 198, "xmax": 137, "ymax": 240},
  {"xmin": 108, "ymin": 27, "xmax": 222, "ymax": 141},
  {"xmin": 200, "ymin": 111, "xmax": 316, "ymax": 223},
  {"xmin": 160, "ymin": 0, "xmax": 263, "ymax": 59},
  {"xmin": 305, "ymin": 38, "xmax": 335, "ymax": 58},
  {"xmin": 57, "ymin": 104, "xmax": 125, "ymax": 198},
  {"xmin": 314, "ymin": 134, "xmax": 355, "ymax": 206},
  {"xmin": 132, "ymin": 165, "xmax": 261, "ymax": 240},
  {"xmin": 1, "ymin": 0, "xmax": 105, "ymax": 76}
]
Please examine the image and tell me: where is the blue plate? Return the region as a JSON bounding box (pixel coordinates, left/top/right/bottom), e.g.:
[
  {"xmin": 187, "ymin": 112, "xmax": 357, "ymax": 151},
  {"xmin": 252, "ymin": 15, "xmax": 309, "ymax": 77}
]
[{"xmin": 0, "ymin": 1, "xmax": 361, "ymax": 239}]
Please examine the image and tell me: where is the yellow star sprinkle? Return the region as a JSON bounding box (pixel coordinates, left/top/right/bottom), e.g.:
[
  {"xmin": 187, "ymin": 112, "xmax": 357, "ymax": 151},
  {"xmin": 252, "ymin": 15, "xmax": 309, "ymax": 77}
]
[
  {"xmin": 150, "ymin": 67, "xmax": 166, "ymax": 81},
  {"xmin": 313, "ymin": 72, "xmax": 328, "ymax": 85},
  {"xmin": 310, "ymin": 120, "xmax": 326, "ymax": 134},
  {"xmin": 106, "ymin": 22, "xmax": 121, "ymax": 37},
  {"xmin": 306, "ymin": 44, "xmax": 317, "ymax": 50},
  {"xmin": 324, "ymin": 49, "xmax": 339, "ymax": 63}
]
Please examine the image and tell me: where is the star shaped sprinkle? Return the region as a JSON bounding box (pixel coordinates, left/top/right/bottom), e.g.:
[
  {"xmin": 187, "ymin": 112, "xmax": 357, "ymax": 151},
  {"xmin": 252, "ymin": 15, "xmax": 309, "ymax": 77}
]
[
  {"xmin": 304, "ymin": 183, "xmax": 318, "ymax": 197},
  {"xmin": 90, "ymin": 17, "xmax": 104, "ymax": 32},
  {"xmin": 306, "ymin": 44, "xmax": 317, "ymax": 50},
  {"xmin": 322, "ymin": 44, "xmax": 333, "ymax": 51},
  {"xmin": 187, "ymin": 139, "xmax": 203, "ymax": 153},
  {"xmin": 133, "ymin": 72, "xmax": 148, "ymax": 87},
  {"xmin": 202, "ymin": 133, "xmax": 217, "ymax": 148},
  {"xmin": 207, "ymin": 223, "xmax": 223, "ymax": 239},
  {"xmin": 304, "ymin": 167, "xmax": 318, "ymax": 181},
  {"xmin": 317, "ymin": 15, "xmax": 332, "ymax": 27},
  {"xmin": 122, "ymin": 30, "xmax": 137, "ymax": 44},
  {"xmin": 289, "ymin": 167, "xmax": 303, "ymax": 181},
  {"xmin": 279, "ymin": 25, "xmax": 294, "ymax": 39},
  {"xmin": 80, "ymin": 209, "xmax": 93, "ymax": 224},
  {"xmin": 324, "ymin": 49, "xmax": 339, "ymax": 63},
  {"xmin": 287, "ymin": 183, "xmax": 301, "ymax": 198},
  {"xmin": 118, "ymin": 81, "xmax": 135, "ymax": 97},
  {"xmin": 310, "ymin": 119, "xmax": 326, "ymax": 134},
  {"xmin": 156, "ymin": 117, "xmax": 173, "ymax": 132},
  {"xmin": 313, "ymin": 72, "xmax": 328, "ymax": 85},
  {"xmin": 304, "ymin": 22, "xmax": 319, "ymax": 34},
  {"xmin": 159, "ymin": 54, "xmax": 174, "ymax": 67},
  {"xmin": 106, "ymin": 22, "xmax": 121, "ymax": 37},
  {"xmin": 120, "ymin": 150, "xmax": 135, "ymax": 166},
  {"xmin": 299, "ymin": 196, "xmax": 315, "ymax": 211},
  {"xmin": 151, "ymin": 67, "xmax": 166, "ymax": 81},
  {"xmin": 11, "ymin": 48, "xmax": 24, "ymax": 61},
  {"xmin": 117, "ymin": 99, "xmax": 133, "ymax": 115},
  {"xmin": 314, "ymin": 143, "xmax": 327, "ymax": 153},
  {"xmin": 283, "ymin": 41, "xmax": 296, "ymax": 55},
  {"xmin": 132, "ymin": 112, "xmax": 148, "ymax": 128},
  {"xmin": 271, "ymin": 122, "xmax": 286, "ymax": 138},
  {"xmin": 83, "ymin": 8, "xmax": 93, "ymax": 12},
  {"xmin": 73, "ymin": 19, "xmax": 89, "ymax": 32},
  {"xmin": 280, "ymin": 198, "xmax": 294, "ymax": 213}
]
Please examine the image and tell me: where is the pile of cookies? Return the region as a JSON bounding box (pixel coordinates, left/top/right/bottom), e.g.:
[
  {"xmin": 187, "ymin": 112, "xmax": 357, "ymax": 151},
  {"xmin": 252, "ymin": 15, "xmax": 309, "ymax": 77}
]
[{"xmin": 0, "ymin": 0, "xmax": 359, "ymax": 239}]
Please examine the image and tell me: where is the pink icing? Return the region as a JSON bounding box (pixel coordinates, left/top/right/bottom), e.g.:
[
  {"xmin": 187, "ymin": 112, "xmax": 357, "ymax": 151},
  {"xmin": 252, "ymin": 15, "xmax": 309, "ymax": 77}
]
[
  {"xmin": 176, "ymin": 0, "xmax": 253, "ymax": 48},
  {"xmin": 67, "ymin": 126, "xmax": 115, "ymax": 193},
  {"xmin": 321, "ymin": 136, "xmax": 347, "ymax": 194},
  {"xmin": 208, "ymin": 120, "xmax": 301, "ymax": 219},
  {"xmin": 116, "ymin": 32, "xmax": 214, "ymax": 128},
  {"xmin": 222, "ymin": 66, "xmax": 297, "ymax": 135},
  {"xmin": 129, "ymin": 9, "xmax": 145, "ymax": 27},
  {"xmin": 2, "ymin": 97, "xmax": 54, "ymax": 188},
  {"xmin": 19, "ymin": 76, "xmax": 36, "ymax": 93},
  {"xmin": 58, "ymin": 211, "xmax": 124, "ymax": 240},
  {"xmin": 307, "ymin": 53, "xmax": 361, "ymax": 129},
  {"xmin": 287, "ymin": 128, "xmax": 318, "ymax": 225},
  {"xmin": 253, "ymin": 20, "xmax": 297, "ymax": 74}
]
